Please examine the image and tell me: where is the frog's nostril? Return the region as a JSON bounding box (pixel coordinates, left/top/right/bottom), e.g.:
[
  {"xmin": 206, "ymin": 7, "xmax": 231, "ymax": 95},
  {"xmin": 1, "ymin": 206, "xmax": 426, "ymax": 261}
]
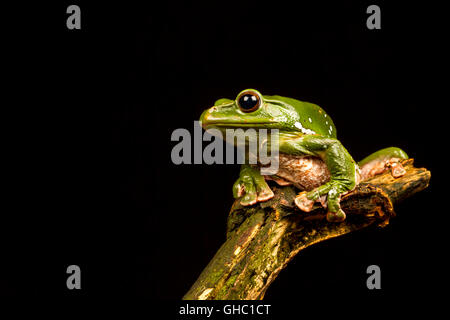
[
  {"xmin": 200, "ymin": 106, "xmax": 221, "ymax": 127},
  {"xmin": 200, "ymin": 108, "xmax": 213, "ymax": 126}
]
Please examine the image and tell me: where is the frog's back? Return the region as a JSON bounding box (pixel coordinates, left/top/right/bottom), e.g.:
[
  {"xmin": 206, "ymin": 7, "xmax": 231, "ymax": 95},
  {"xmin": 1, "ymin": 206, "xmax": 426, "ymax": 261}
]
[{"xmin": 264, "ymin": 95, "xmax": 337, "ymax": 138}]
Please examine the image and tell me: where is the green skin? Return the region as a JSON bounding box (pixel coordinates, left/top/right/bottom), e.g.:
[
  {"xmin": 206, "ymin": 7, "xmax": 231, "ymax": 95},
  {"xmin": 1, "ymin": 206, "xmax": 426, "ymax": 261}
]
[{"xmin": 200, "ymin": 89, "xmax": 408, "ymax": 222}]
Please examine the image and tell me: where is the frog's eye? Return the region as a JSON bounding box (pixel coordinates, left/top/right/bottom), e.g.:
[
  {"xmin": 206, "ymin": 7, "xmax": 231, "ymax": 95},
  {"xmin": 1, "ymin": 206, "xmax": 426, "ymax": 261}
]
[{"xmin": 237, "ymin": 91, "xmax": 261, "ymax": 113}]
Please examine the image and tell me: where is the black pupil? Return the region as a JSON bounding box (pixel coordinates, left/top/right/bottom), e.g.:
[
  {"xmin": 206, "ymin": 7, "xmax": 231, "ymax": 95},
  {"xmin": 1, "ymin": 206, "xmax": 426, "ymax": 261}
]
[{"xmin": 239, "ymin": 94, "xmax": 259, "ymax": 111}]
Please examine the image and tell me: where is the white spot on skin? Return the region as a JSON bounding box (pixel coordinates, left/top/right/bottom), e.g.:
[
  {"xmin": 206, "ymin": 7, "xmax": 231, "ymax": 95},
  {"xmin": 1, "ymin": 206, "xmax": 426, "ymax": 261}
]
[
  {"xmin": 294, "ymin": 121, "xmax": 316, "ymax": 135},
  {"xmin": 326, "ymin": 121, "xmax": 329, "ymax": 125},
  {"xmin": 324, "ymin": 114, "xmax": 327, "ymax": 118},
  {"xmin": 309, "ymin": 117, "xmax": 312, "ymax": 123}
]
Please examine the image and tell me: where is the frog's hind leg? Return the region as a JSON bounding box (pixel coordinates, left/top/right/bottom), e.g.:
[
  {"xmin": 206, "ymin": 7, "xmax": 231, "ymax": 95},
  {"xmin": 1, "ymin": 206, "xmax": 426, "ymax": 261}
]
[{"xmin": 358, "ymin": 147, "xmax": 408, "ymax": 180}]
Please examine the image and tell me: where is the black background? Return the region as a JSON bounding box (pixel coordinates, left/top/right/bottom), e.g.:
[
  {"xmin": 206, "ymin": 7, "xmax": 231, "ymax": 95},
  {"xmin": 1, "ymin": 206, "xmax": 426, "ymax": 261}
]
[{"xmin": 2, "ymin": 0, "xmax": 445, "ymax": 315}]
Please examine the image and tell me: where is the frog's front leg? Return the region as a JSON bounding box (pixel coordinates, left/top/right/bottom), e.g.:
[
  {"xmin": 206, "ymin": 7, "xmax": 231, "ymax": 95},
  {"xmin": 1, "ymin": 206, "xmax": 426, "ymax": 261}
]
[
  {"xmin": 282, "ymin": 135, "xmax": 358, "ymax": 222},
  {"xmin": 233, "ymin": 164, "xmax": 274, "ymax": 206}
]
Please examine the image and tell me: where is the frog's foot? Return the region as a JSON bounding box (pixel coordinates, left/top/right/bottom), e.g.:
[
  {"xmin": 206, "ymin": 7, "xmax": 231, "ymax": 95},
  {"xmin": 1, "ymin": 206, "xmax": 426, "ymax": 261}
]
[
  {"xmin": 386, "ymin": 158, "xmax": 406, "ymax": 178},
  {"xmin": 359, "ymin": 147, "xmax": 408, "ymax": 180},
  {"xmin": 294, "ymin": 181, "xmax": 353, "ymax": 222},
  {"xmin": 294, "ymin": 192, "xmax": 328, "ymax": 213},
  {"xmin": 294, "ymin": 191, "xmax": 315, "ymax": 212},
  {"xmin": 326, "ymin": 209, "xmax": 346, "ymax": 223},
  {"xmin": 233, "ymin": 170, "xmax": 274, "ymax": 206},
  {"xmin": 360, "ymin": 157, "xmax": 406, "ymax": 180}
]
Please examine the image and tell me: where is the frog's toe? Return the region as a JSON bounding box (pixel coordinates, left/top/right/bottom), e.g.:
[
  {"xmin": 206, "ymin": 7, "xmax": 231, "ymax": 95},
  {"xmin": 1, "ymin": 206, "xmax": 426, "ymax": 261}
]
[
  {"xmin": 238, "ymin": 180, "xmax": 274, "ymax": 206},
  {"xmin": 233, "ymin": 181, "xmax": 245, "ymax": 198},
  {"xmin": 317, "ymin": 195, "xmax": 328, "ymax": 209},
  {"xmin": 305, "ymin": 181, "xmax": 351, "ymax": 222},
  {"xmin": 257, "ymin": 188, "xmax": 274, "ymax": 202},
  {"xmin": 236, "ymin": 177, "xmax": 258, "ymax": 206},
  {"xmin": 254, "ymin": 174, "xmax": 275, "ymax": 203},
  {"xmin": 387, "ymin": 159, "xmax": 406, "ymax": 178},
  {"xmin": 326, "ymin": 209, "xmax": 346, "ymax": 222},
  {"xmin": 240, "ymin": 191, "xmax": 258, "ymax": 206},
  {"xmin": 241, "ymin": 188, "xmax": 273, "ymax": 205},
  {"xmin": 294, "ymin": 191, "xmax": 315, "ymax": 212}
]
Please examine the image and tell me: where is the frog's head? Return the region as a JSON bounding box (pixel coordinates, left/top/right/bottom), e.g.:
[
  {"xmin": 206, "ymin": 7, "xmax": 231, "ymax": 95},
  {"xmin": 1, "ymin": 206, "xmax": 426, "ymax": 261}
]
[{"xmin": 200, "ymin": 89, "xmax": 301, "ymax": 134}]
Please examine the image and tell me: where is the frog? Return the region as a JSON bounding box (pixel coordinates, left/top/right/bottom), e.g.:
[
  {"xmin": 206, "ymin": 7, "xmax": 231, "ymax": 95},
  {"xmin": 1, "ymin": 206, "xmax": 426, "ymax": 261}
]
[{"xmin": 200, "ymin": 89, "xmax": 408, "ymax": 222}]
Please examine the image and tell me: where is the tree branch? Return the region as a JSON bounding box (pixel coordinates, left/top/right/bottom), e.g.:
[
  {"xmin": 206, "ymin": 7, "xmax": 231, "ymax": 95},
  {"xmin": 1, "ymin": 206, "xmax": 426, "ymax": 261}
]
[{"xmin": 183, "ymin": 159, "xmax": 430, "ymax": 300}]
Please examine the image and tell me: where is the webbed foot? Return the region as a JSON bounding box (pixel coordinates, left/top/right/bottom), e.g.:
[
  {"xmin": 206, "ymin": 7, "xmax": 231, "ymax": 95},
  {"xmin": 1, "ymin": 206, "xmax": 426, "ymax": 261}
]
[
  {"xmin": 386, "ymin": 158, "xmax": 406, "ymax": 178},
  {"xmin": 233, "ymin": 165, "xmax": 274, "ymax": 206},
  {"xmin": 294, "ymin": 180, "xmax": 354, "ymax": 222},
  {"xmin": 294, "ymin": 191, "xmax": 315, "ymax": 212},
  {"xmin": 359, "ymin": 147, "xmax": 408, "ymax": 180},
  {"xmin": 326, "ymin": 209, "xmax": 346, "ymax": 222}
]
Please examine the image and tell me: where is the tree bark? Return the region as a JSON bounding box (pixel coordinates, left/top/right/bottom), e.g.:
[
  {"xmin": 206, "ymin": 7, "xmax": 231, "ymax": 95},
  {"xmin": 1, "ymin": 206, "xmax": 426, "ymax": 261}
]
[{"xmin": 183, "ymin": 159, "xmax": 430, "ymax": 300}]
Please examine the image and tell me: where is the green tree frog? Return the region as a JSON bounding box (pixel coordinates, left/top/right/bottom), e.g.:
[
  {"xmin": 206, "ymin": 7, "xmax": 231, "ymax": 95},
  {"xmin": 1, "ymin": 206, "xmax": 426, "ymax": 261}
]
[{"xmin": 200, "ymin": 89, "xmax": 408, "ymax": 222}]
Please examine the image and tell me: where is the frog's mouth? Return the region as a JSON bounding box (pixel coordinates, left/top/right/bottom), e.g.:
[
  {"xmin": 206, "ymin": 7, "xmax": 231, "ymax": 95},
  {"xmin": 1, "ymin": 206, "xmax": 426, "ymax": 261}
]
[
  {"xmin": 202, "ymin": 122, "xmax": 276, "ymax": 129},
  {"xmin": 200, "ymin": 109, "xmax": 278, "ymax": 130}
]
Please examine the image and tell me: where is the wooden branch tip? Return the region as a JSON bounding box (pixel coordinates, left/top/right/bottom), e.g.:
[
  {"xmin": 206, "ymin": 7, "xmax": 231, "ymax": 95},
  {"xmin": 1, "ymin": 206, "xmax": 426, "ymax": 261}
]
[{"xmin": 183, "ymin": 159, "xmax": 430, "ymax": 300}]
